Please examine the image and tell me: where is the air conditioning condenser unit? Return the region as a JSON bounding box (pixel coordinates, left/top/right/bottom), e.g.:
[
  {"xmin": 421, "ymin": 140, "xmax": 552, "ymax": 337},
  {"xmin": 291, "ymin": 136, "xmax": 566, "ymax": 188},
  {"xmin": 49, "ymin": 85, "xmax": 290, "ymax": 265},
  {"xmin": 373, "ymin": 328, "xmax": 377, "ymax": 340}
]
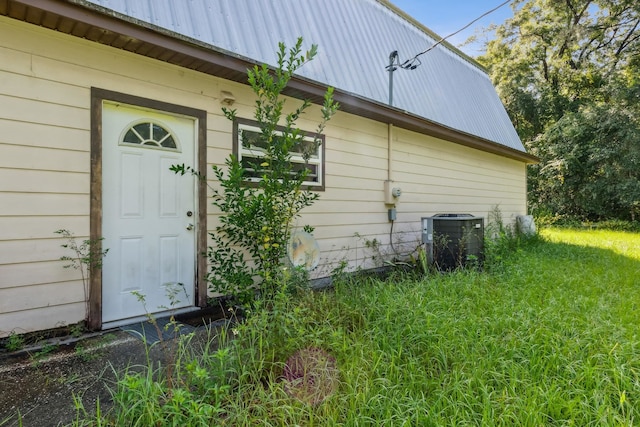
[{"xmin": 421, "ymin": 214, "xmax": 484, "ymax": 270}]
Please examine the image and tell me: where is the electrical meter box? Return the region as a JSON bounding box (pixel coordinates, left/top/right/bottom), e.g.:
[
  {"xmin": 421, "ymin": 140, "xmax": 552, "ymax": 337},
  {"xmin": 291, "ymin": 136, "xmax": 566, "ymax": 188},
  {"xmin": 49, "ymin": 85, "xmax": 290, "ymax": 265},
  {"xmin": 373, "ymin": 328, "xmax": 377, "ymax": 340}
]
[{"xmin": 421, "ymin": 214, "xmax": 484, "ymax": 270}]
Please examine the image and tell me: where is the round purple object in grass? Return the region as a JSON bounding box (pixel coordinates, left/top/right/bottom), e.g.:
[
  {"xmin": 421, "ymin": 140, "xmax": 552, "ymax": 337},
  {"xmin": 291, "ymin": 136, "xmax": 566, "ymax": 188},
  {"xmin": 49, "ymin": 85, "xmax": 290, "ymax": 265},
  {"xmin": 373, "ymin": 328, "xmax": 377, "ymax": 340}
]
[{"xmin": 283, "ymin": 347, "xmax": 339, "ymax": 405}]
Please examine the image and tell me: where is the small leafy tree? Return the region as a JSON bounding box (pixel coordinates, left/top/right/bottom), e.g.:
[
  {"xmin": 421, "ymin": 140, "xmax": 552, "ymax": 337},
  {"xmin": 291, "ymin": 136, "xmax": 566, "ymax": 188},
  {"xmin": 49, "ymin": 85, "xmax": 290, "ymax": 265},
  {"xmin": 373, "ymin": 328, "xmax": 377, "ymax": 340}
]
[
  {"xmin": 55, "ymin": 229, "xmax": 109, "ymax": 322},
  {"xmin": 174, "ymin": 38, "xmax": 338, "ymax": 305}
]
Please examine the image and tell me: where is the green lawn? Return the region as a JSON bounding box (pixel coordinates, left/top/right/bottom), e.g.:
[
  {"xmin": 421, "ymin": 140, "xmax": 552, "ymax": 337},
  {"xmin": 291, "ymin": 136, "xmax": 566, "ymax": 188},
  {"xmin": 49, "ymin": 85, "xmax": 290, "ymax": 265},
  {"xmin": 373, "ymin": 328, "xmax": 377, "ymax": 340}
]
[{"xmin": 76, "ymin": 228, "xmax": 640, "ymax": 426}]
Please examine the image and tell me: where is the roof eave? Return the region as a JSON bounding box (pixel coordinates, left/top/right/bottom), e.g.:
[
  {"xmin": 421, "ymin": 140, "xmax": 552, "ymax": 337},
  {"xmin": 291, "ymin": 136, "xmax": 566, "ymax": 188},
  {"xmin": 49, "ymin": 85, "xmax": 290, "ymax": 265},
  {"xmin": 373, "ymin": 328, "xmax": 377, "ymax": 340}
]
[{"xmin": 1, "ymin": 0, "xmax": 538, "ymax": 164}]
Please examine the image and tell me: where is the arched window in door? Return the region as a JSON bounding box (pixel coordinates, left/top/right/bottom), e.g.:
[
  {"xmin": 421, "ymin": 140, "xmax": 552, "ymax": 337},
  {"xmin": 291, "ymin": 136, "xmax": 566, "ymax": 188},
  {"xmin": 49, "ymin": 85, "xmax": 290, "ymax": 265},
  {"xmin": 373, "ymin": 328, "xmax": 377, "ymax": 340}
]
[{"xmin": 121, "ymin": 121, "xmax": 179, "ymax": 151}]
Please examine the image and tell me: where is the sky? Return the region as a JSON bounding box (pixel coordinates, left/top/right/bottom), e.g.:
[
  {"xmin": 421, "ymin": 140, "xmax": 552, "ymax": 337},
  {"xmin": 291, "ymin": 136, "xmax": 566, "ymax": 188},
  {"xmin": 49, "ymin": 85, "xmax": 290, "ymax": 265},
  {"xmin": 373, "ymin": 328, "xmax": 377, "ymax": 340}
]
[{"xmin": 389, "ymin": 0, "xmax": 514, "ymax": 57}]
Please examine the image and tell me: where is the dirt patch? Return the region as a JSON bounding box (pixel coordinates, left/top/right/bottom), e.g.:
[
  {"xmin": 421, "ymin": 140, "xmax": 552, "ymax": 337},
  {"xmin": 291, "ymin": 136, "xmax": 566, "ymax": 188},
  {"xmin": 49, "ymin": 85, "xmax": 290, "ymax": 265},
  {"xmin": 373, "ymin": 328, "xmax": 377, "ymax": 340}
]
[
  {"xmin": 0, "ymin": 316, "xmax": 228, "ymax": 427},
  {"xmin": 0, "ymin": 333, "xmax": 130, "ymax": 426}
]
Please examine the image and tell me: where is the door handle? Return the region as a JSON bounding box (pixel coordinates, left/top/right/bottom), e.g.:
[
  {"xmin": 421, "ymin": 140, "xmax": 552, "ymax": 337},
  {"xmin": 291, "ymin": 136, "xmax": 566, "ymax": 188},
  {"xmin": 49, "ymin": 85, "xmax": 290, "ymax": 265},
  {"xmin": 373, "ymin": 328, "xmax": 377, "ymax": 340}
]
[{"xmin": 186, "ymin": 223, "xmax": 194, "ymax": 231}]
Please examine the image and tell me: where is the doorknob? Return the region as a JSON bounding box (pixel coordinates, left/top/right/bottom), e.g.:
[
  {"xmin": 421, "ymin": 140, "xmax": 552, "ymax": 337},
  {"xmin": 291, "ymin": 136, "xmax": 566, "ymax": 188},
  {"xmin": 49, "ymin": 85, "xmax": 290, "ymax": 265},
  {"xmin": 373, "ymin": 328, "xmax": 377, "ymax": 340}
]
[{"xmin": 186, "ymin": 223, "xmax": 194, "ymax": 231}]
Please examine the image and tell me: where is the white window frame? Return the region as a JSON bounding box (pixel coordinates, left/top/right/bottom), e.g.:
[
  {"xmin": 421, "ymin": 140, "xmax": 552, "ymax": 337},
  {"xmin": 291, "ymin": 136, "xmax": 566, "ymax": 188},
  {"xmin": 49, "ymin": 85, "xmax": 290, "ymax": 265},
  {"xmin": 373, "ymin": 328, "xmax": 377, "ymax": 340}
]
[{"xmin": 234, "ymin": 119, "xmax": 325, "ymax": 190}]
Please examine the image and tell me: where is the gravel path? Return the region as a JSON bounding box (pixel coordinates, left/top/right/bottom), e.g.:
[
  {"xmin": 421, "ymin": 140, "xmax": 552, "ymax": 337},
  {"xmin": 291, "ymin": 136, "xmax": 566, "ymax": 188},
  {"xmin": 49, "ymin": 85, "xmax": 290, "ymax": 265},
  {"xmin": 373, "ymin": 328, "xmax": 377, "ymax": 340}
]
[{"xmin": 0, "ymin": 321, "xmax": 224, "ymax": 427}]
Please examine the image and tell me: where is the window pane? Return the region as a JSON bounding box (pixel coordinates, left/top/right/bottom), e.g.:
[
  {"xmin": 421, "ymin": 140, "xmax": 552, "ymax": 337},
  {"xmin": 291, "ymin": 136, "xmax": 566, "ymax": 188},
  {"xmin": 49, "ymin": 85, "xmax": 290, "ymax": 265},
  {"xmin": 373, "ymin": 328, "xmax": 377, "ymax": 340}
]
[
  {"xmin": 291, "ymin": 162, "xmax": 318, "ymax": 182},
  {"xmin": 240, "ymin": 157, "xmax": 256, "ymax": 170},
  {"xmin": 123, "ymin": 129, "xmax": 141, "ymax": 144},
  {"xmin": 292, "ymin": 138, "xmax": 319, "ymax": 158},
  {"xmin": 133, "ymin": 123, "xmax": 151, "ymax": 140},
  {"xmin": 241, "ymin": 157, "xmax": 263, "ymax": 178},
  {"xmin": 153, "ymin": 124, "xmax": 168, "ymax": 141},
  {"xmin": 161, "ymin": 136, "xmax": 177, "ymax": 149},
  {"xmin": 241, "ymin": 129, "xmax": 268, "ymax": 151}
]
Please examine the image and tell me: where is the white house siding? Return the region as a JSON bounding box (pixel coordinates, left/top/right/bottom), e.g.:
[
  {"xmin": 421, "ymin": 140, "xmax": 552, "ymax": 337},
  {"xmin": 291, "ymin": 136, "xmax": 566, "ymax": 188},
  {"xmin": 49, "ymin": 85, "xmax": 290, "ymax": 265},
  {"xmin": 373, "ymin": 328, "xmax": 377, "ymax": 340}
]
[
  {"xmin": 0, "ymin": 17, "xmax": 225, "ymax": 336},
  {"xmin": 0, "ymin": 16, "xmax": 526, "ymax": 336},
  {"xmin": 299, "ymin": 118, "xmax": 527, "ymax": 277},
  {"xmin": 391, "ymin": 128, "xmax": 526, "ymax": 251}
]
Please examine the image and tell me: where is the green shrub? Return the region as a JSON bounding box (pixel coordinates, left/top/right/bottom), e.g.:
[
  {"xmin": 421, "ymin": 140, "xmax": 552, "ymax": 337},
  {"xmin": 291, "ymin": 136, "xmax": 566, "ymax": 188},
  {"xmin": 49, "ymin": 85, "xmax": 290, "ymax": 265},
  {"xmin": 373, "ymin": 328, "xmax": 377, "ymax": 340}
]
[
  {"xmin": 484, "ymin": 206, "xmax": 541, "ymax": 270},
  {"xmin": 173, "ymin": 38, "xmax": 338, "ymax": 307},
  {"xmin": 3, "ymin": 331, "xmax": 24, "ymax": 352}
]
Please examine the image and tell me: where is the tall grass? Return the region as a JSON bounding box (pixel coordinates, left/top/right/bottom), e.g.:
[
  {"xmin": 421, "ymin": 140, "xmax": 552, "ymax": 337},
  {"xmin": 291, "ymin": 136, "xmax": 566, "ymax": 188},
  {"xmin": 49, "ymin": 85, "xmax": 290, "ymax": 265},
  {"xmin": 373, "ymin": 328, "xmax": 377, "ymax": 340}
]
[{"xmin": 72, "ymin": 228, "xmax": 640, "ymax": 425}]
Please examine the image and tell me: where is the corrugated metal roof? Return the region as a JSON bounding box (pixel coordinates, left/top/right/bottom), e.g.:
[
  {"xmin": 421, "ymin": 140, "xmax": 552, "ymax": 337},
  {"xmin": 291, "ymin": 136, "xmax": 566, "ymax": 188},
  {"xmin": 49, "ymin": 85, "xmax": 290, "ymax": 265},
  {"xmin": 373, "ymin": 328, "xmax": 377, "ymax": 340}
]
[{"xmin": 87, "ymin": 0, "xmax": 525, "ymax": 152}]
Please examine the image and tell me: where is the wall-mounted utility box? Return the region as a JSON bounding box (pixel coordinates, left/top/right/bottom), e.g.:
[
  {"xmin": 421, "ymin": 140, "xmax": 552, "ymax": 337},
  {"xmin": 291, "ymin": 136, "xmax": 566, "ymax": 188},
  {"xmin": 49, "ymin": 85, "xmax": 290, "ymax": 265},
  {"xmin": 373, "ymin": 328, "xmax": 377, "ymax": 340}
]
[
  {"xmin": 421, "ymin": 214, "xmax": 484, "ymax": 270},
  {"xmin": 384, "ymin": 180, "xmax": 401, "ymax": 205}
]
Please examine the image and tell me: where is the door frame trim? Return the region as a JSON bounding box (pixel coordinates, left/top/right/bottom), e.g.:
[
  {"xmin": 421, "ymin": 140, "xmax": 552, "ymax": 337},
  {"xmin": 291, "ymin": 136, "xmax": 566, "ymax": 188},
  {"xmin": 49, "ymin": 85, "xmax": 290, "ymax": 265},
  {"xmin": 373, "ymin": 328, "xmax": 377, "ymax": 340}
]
[{"xmin": 89, "ymin": 87, "xmax": 207, "ymax": 330}]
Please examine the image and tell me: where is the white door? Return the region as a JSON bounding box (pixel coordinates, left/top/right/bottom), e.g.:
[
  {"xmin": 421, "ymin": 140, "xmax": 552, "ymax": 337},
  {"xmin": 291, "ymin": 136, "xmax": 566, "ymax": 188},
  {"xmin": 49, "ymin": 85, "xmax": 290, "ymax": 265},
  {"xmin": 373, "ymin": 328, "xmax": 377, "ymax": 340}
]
[{"xmin": 101, "ymin": 101, "xmax": 197, "ymax": 325}]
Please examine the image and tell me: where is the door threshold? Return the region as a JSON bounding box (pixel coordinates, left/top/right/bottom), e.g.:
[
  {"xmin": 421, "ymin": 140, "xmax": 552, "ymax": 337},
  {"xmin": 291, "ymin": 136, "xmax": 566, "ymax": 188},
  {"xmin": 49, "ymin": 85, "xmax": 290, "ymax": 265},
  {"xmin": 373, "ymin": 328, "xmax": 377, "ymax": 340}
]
[
  {"xmin": 119, "ymin": 316, "xmax": 197, "ymax": 344},
  {"xmin": 102, "ymin": 306, "xmax": 200, "ymax": 330}
]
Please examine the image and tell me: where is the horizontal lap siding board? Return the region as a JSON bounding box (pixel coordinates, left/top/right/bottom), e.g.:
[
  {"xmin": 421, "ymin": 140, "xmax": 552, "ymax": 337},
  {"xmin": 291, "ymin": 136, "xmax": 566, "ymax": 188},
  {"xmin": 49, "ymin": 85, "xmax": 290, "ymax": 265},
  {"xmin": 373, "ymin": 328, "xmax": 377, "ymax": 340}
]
[
  {"xmin": 0, "ymin": 281, "xmax": 84, "ymax": 313},
  {"xmin": 0, "ymin": 94, "xmax": 88, "ymax": 129},
  {"xmin": 394, "ymin": 159, "xmax": 522, "ymax": 186},
  {"xmin": 0, "ymin": 216, "xmax": 90, "ymax": 241},
  {"xmin": 0, "ymin": 303, "xmax": 86, "ymax": 337},
  {"xmin": 312, "ymin": 188, "xmax": 381, "ymax": 203},
  {"xmin": 0, "ymin": 169, "xmax": 88, "ymax": 193},
  {"xmin": 0, "ymin": 118, "xmax": 89, "ymax": 151},
  {"xmin": 0, "ymin": 70, "xmax": 89, "ymax": 111},
  {"xmin": 0, "ymin": 193, "xmax": 88, "ymax": 216},
  {"xmin": 0, "ymin": 238, "xmax": 73, "ymax": 265},
  {"xmin": 329, "ymin": 158, "xmax": 387, "ymax": 180},
  {"xmin": 0, "ymin": 143, "xmax": 89, "ymax": 173},
  {"xmin": 0, "ymin": 261, "xmax": 80, "ymax": 289}
]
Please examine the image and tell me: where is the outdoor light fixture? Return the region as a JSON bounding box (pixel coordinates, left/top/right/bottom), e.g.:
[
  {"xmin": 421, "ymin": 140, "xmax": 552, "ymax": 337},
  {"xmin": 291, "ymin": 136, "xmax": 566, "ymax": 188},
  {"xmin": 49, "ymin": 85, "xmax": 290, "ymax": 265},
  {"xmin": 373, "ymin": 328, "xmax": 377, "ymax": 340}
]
[{"xmin": 220, "ymin": 90, "xmax": 235, "ymax": 106}]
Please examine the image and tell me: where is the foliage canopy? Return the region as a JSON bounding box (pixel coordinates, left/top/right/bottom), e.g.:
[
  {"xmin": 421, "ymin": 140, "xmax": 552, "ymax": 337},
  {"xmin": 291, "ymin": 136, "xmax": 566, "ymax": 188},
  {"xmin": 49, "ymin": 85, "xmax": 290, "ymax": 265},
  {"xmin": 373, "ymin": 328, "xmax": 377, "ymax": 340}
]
[{"xmin": 478, "ymin": 0, "xmax": 640, "ymax": 220}]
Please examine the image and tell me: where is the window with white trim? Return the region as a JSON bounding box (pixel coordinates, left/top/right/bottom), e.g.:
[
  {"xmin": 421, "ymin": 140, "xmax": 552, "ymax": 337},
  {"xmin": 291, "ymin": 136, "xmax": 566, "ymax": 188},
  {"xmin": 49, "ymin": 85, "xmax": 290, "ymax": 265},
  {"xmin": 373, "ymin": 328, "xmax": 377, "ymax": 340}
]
[{"xmin": 234, "ymin": 118, "xmax": 325, "ymax": 190}]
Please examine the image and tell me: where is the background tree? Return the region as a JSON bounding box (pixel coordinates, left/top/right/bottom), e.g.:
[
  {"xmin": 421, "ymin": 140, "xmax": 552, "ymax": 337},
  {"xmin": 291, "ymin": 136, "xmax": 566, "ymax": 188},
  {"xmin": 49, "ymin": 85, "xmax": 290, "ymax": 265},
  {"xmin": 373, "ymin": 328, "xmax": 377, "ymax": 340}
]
[{"xmin": 478, "ymin": 0, "xmax": 640, "ymax": 220}]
